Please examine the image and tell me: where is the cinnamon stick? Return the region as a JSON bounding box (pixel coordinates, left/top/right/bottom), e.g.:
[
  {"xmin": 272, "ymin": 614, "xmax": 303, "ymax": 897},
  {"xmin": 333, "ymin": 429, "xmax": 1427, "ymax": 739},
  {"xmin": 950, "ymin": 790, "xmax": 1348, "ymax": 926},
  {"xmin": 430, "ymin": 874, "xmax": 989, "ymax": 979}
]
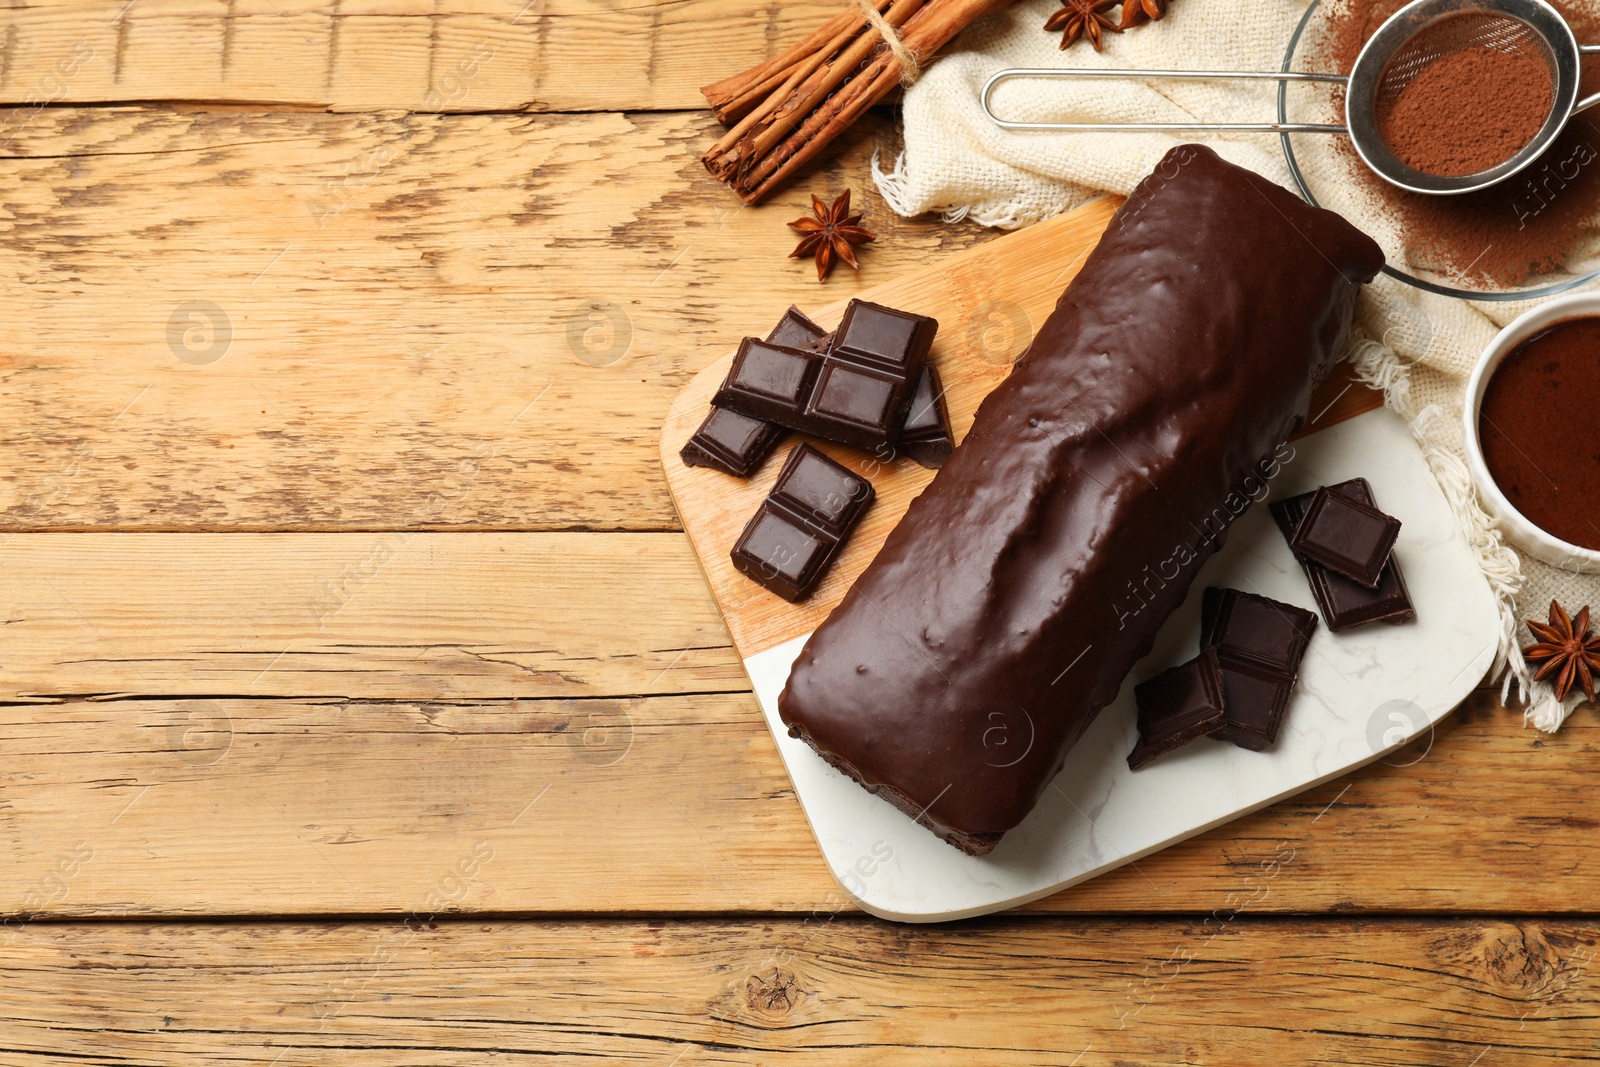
[
  {"xmin": 708, "ymin": 0, "xmax": 924, "ymax": 179},
  {"xmin": 700, "ymin": 0, "xmax": 1015, "ymax": 204}
]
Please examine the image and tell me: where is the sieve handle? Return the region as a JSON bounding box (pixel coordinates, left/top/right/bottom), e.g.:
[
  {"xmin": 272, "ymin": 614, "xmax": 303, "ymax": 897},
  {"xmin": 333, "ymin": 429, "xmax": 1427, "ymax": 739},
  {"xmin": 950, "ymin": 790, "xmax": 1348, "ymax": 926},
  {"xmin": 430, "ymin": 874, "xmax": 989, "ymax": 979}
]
[
  {"xmin": 981, "ymin": 68, "xmax": 1348, "ymax": 132},
  {"xmin": 1577, "ymin": 44, "xmax": 1600, "ymax": 114}
]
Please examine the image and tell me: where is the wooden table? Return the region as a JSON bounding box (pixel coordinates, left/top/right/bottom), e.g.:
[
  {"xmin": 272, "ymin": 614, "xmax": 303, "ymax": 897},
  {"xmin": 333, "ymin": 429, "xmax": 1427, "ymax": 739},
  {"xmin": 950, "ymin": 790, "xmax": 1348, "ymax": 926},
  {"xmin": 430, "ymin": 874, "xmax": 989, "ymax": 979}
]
[{"xmin": 0, "ymin": 3, "xmax": 1596, "ymax": 1062}]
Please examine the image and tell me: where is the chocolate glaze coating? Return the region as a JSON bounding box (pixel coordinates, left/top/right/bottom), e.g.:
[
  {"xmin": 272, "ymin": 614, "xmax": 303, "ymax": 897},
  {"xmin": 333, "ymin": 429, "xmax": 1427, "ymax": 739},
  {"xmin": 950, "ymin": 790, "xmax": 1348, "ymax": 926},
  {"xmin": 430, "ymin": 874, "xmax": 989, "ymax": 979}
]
[{"xmin": 777, "ymin": 145, "xmax": 1383, "ymax": 856}]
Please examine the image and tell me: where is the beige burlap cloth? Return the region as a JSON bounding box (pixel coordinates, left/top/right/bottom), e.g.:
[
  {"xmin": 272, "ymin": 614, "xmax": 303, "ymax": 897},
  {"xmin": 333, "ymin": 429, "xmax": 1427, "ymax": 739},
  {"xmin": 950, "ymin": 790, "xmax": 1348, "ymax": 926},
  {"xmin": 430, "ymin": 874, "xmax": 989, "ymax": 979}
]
[{"xmin": 874, "ymin": 0, "xmax": 1600, "ymax": 728}]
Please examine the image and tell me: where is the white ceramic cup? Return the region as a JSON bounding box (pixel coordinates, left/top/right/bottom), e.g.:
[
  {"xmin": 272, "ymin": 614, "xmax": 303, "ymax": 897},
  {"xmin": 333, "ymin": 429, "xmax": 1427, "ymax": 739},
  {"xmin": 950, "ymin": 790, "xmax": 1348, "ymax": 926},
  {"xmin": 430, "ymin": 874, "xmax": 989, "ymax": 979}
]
[{"xmin": 1462, "ymin": 292, "xmax": 1600, "ymax": 573}]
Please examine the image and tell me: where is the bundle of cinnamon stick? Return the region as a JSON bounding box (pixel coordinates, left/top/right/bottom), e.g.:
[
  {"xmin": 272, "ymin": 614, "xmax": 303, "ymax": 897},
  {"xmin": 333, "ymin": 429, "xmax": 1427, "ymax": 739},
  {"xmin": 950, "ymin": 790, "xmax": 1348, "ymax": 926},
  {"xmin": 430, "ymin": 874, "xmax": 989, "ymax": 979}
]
[{"xmin": 701, "ymin": 0, "xmax": 1015, "ymax": 204}]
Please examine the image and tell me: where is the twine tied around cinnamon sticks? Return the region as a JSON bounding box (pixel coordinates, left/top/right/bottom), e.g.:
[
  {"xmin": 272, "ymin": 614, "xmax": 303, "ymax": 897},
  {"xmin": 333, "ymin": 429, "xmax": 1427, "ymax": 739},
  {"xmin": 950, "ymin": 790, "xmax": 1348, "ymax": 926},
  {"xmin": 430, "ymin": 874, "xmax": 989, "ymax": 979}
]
[
  {"xmin": 855, "ymin": 0, "xmax": 925, "ymax": 88},
  {"xmin": 700, "ymin": 0, "xmax": 1014, "ymax": 205}
]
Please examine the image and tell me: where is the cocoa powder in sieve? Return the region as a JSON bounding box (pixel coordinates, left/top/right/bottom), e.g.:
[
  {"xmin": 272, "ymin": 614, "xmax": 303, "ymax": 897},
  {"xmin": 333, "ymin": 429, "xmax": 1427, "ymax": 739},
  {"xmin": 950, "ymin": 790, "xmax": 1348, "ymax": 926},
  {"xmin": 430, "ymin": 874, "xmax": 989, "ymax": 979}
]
[
  {"xmin": 1374, "ymin": 36, "xmax": 1553, "ymax": 177},
  {"xmin": 1315, "ymin": 0, "xmax": 1600, "ymax": 288}
]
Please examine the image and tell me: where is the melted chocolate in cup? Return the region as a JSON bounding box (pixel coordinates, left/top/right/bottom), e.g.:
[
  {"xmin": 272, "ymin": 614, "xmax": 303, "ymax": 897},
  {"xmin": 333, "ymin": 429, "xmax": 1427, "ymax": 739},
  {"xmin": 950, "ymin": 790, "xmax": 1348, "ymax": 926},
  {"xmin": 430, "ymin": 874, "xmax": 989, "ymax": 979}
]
[{"xmin": 1479, "ymin": 315, "xmax": 1600, "ymax": 551}]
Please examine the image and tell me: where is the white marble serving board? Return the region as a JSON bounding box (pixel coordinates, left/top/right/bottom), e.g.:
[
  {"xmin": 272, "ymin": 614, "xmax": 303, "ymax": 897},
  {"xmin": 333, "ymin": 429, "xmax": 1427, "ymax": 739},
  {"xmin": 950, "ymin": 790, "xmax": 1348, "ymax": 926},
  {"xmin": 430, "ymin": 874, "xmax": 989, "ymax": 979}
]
[{"xmin": 744, "ymin": 407, "xmax": 1501, "ymax": 923}]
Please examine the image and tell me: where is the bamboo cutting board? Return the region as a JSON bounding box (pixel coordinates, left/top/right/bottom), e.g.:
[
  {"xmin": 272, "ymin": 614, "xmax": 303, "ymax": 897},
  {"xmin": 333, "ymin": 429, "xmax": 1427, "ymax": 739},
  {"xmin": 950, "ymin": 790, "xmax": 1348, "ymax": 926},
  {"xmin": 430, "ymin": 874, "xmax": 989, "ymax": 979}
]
[{"xmin": 659, "ymin": 196, "xmax": 1382, "ymax": 663}]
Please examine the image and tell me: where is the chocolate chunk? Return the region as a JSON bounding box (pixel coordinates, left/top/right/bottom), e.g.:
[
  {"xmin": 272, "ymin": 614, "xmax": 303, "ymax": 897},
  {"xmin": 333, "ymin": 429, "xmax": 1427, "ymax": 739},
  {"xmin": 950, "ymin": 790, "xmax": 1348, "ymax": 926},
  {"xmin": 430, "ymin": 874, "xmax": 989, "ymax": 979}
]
[
  {"xmin": 1200, "ymin": 587, "xmax": 1318, "ymax": 751},
  {"xmin": 1270, "ymin": 479, "xmax": 1415, "ymax": 631},
  {"xmin": 1289, "ymin": 486, "xmax": 1401, "ymax": 589},
  {"xmin": 679, "ymin": 407, "xmax": 786, "ymax": 477},
  {"xmin": 1200, "ymin": 587, "xmax": 1318, "ymax": 676},
  {"xmin": 829, "ymin": 299, "xmax": 935, "ymax": 371},
  {"xmin": 679, "ymin": 308, "xmax": 827, "ymax": 477},
  {"xmin": 899, "ymin": 363, "xmax": 954, "ymax": 469},
  {"xmin": 715, "ymin": 298, "xmax": 935, "ymax": 450},
  {"xmin": 766, "ymin": 305, "xmax": 828, "ymax": 350},
  {"xmin": 731, "ymin": 443, "xmax": 873, "ymax": 601},
  {"xmin": 776, "ymin": 145, "xmax": 1383, "ymax": 854},
  {"xmin": 1210, "ymin": 663, "xmax": 1291, "ymax": 751},
  {"xmin": 721, "ymin": 338, "xmax": 819, "ymax": 411},
  {"xmin": 1129, "ymin": 649, "xmax": 1227, "ymax": 769}
]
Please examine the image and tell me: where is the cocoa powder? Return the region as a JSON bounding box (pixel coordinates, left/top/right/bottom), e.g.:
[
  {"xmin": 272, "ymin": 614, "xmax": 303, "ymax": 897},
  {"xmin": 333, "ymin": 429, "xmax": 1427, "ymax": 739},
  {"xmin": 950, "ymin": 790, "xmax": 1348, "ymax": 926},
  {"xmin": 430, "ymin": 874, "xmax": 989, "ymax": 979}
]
[
  {"xmin": 1374, "ymin": 26, "xmax": 1553, "ymax": 177},
  {"xmin": 1314, "ymin": 0, "xmax": 1600, "ymax": 288}
]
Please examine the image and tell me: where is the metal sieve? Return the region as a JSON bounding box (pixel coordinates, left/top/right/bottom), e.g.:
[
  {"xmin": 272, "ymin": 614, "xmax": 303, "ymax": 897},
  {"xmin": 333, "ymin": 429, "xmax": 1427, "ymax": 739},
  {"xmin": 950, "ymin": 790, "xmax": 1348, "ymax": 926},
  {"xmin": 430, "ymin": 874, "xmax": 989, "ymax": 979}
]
[{"xmin": 981, "ymin": 0, "xmax": 1600, "ymax": 195}]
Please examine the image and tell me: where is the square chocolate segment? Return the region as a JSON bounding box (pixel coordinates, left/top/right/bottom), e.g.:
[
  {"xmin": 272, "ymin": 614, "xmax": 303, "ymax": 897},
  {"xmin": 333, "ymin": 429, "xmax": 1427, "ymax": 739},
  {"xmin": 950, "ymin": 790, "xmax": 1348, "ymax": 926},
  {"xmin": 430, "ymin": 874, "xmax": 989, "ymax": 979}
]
[
  {"xmin": 830, "ymin": 299, "xmax": 937, "ymax": 371},
  {"xmin": 732, "ymin": 509, "xmax": 828, "ymax": 600},
  {"xmin": 1199, "ymin": 587, "xmax": 1317, "ymax": 676},
  {"xmin": 777, "ymin": 444, "xmax": 873, "ymax": 531},
  {"xmin": 900, "ymin": 363, "xmax": 954, "ymax": 469},
  {"xmin": 1270, "ymin": 479, "xmax": 1415, "ymax": 631},
  {"xmin": 680, "ymin": 406, "xmax": 787, "ymax": 478},
  {"xmin": 808, "ymin": 363, "xmax": 898, "ymax": 434},
  {"xmin": 1200, "ymin": 587, "xmax": 1317, "ymax": 752},
  {"xmin": 715, "ymin": 298, "xmax": 936, "ymax": 451},
  {"xmin": 722, "ymin": 339, "xmax": 820, "ymax": 412},
  {"xmin": 1211, "ymin": 661, "xmax": 1291, "ymax": 751},
  {"xmin": 730, "ymin": 444, "xmax": 874, "ymax": 602},
  {"xmin": 1289, "ymin": 485, "xmax": 1401, "ymax": 589},
  {"xmin": 1128, "ymin": 648, "xmax": 1227, "ymax": 770}
]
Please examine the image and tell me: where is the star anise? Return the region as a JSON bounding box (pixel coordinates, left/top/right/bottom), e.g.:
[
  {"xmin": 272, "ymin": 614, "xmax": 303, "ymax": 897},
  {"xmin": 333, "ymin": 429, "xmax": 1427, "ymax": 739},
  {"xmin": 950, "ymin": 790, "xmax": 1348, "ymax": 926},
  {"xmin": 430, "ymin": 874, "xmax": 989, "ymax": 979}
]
[
  {"xmin": 1120, "ymin": 0, "xmax": 1169, "ymax": 29},
  {"xmin": 1523, "ymin": 599, "xmax": 1600, "ymax": 702},
  {"xmin": 1044, "ymin": 0, "xmax": 1120, "ymax": 50},
  {"xmin": 789, "ymin": 190, "xmax": 875, "ymax": 282}
]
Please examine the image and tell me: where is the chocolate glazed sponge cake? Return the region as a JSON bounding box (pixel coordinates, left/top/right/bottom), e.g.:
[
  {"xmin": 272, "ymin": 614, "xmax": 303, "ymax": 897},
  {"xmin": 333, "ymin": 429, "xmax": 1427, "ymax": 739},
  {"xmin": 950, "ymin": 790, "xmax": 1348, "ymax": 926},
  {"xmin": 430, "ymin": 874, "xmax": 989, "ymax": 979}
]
[{"xmin": 777, "ymin": 145, "xmax": 1385, "ymax": 856}]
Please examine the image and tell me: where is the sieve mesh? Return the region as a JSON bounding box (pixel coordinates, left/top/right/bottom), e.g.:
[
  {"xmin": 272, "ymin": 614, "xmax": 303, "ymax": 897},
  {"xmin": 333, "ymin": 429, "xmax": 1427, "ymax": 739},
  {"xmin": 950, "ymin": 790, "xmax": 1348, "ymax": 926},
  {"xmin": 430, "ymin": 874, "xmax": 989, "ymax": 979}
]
[{"xmin": 1374, "ymin": 12, "xmax": 1555, "ymax": 111}]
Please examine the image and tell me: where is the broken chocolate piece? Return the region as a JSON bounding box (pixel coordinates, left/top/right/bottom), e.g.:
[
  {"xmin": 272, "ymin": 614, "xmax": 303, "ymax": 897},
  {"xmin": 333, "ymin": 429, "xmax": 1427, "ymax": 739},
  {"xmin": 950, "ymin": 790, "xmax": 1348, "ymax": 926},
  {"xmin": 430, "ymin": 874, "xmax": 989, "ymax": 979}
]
[
  {"xmin": 1289, "ymin": 486, "xmax": 1401, "ymax": 589},
  {"xmin": 719, "ymin": 338, "xmax": 819, "ymax": 416},
  {"xmin": 899, "ymin": 363, "xmax": 954, "ymax": 469},
  {"xmin": 679, "ymin": 407, "xmax": 787, "ymax": 478},
  {"xmin": 1210, "ymin": 663, "xmax": 1292, "ymax": 751},
  {"xmin": 1270, "ymin": 479, "xmax": 1415, "ymax": 631},
  {"xmin": 1200, "ymin": 587, "xmax": 1318, "ymax": 751},
  {"xmin": 715, "ymin": 298, "xmax": 935, "ymax": 451},
  {"xmin": 1129, "ymin": 649, "xmax": 1227, "ymax": 769},
  {"xmin": 679, "ymin": 308, "xmax": 827, "ymax": 477},
  {"xmin": 766, "ymin": 305, "xmax": 828, "ymax": 349},
  {"xmin": 1200, "ymin": 587, "xmax": 1318, "ymax": 676},
  {"xmin": 730, "ymin": 443, "xmax": 873, "ymax": 602}
]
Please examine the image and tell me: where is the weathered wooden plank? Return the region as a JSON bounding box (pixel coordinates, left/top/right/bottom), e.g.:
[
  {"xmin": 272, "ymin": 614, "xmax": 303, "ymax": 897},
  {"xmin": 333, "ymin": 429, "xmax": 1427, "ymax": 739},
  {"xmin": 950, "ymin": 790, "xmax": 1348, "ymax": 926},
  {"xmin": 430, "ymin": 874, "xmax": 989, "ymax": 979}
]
[
  {"xmin": 0, "ymin": 694, "xmax": 824, "ymax": 917},
  {"xmin": 0, "ymin": 0, "xmax": 830, "ymax": 112},
  {"xmin": 0, "ymin": 532, "xmax": 743, "ymax": 699},
  {"xmin": 4, "ymin": 685, "xmax": 1597, "ymax": 917},
  {"xmin": 3, "ymin": 917, "xmax": 1596, "ymax": 1063},
  {"xmin": 0, "ymin": 534, "xmax": 1580, "ymax": 917},
  {"xmin": 0, "ymin": 107, "xmax": 983, "ymax": 532}
]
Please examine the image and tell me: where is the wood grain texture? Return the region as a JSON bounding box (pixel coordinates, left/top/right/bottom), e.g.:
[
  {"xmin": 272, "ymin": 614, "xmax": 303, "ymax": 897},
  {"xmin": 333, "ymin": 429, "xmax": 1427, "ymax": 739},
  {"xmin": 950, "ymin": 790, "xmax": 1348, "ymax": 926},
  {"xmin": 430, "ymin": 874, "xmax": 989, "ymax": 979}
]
[
  {"xmin": 3, "ymin": 917, "xmax": 1597, "ymax": 1063},
  {"xmin": 0, "ymin": 532, "xmax": 742, "ymax": 699},
  {"xmin": 4, "ymin": 687, "xmax": 1598, "ymax": 917},
  {"xmin": 0, "ymin": 0, "xmax": 840, "ymax": 112},
  {"xmin": 0, "ymin": 0, "xmax": 1578, "ymax": 1052},
  {"xmin": 660, "ymin": 198, "xmax": 1381, "ymax": 658},
  {"xmin": 0, "ymin": 106, "xmax": 983, "ymax": 533}
]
